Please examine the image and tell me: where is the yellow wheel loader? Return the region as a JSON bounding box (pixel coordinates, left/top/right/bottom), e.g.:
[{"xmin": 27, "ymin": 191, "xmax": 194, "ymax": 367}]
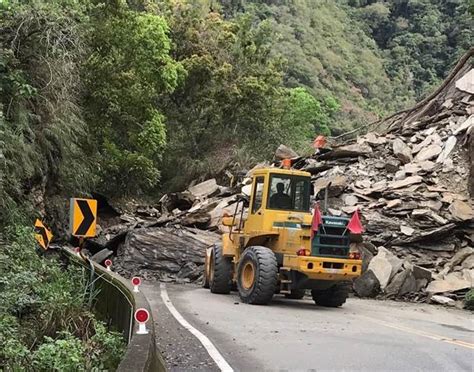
[{"xmin": 203, "ymin": 166, "xmax": 363, "ymax": 307}]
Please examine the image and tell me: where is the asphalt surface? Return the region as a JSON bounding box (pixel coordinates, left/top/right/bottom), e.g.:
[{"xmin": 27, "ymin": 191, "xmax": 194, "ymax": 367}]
[{"xmin": 143, "ymin": 283, "xmax": 473, "ymax": 372}]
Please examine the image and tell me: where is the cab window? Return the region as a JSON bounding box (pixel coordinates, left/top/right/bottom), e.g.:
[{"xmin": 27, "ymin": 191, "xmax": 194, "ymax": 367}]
[
  {"xmin": 267, "ymin": 175, "xmax": 310, "ymax": 212},
  {"xmin": 251, "ymin": 177, "xmax": 264, "ymax": 214}
]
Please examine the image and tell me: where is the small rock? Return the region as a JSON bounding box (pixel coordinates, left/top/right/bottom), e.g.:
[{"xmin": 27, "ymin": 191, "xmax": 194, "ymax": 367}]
[
  {"xmin": 461, "ymin": 254, "xmax": 474, "ymax": 269},
  {"xmin": 426, "ymin": 271, "xmax": 471, "ymax": 293},
  {"xmin": 436, "ymin": 136, "xmax": 457, "ymax": 163},
  {"xmin": 448, "ymin": 200, "xmax": 474, "ymax": 221},
  {"xmin": 392, "ymin": 138, "xmax": 413, "ymax": 164},
  {"xmin": 413, "ymin": 265, "xmax": 432, "ymax": 281},
  {"xmin": 415, "ymin": 144, "xmax": 443, "ymax": 162},
  {"xmin": 385, "ymin": 159, "xmax": 400, "ymax": 173},
  {"xmin": 386, "ymin": 199, "xmax": 402, "ymax": 209},
  {"xmin": 400, "ymin": 225, "xmax": 415, "ymax": 236},
  {"xmin": 431, "ymin": 295, "xmax": 456, "ymax": 306},
  {"xmin": 441, "ymin": 99, "xmax": 453, "ymax": 109},
  {"xmin": 388, "ymin": 176, "xmax": 423, "ymax": 189},
  {"xmin": 344, "ymin": 195, "xmax": 359, "ymax": 206}
]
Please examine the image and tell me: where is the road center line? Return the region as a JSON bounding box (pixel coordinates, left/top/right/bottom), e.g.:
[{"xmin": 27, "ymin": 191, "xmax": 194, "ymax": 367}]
[
  {"xmin": 160, "ymin": 284, "xmax": 234, "ymax": 372},
  {"xmin": 364, "ymin": 316, "xmax": 474, "ymax": 350}
]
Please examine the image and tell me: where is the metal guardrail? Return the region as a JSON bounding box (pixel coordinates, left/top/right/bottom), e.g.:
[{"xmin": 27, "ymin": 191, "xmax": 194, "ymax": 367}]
[{"xmin": 60, "ymin": 247, "xmax": 165, "ymax": 372}]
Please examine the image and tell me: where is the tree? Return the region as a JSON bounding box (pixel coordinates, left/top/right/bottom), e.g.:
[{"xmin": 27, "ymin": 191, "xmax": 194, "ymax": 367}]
[
  {"xmin": 279, "ymin": 88, "xmax": 335, "ymax": 153},
  {"xmin": 83, "ymin": 1, "xmax": 184, "ymax": 195}
]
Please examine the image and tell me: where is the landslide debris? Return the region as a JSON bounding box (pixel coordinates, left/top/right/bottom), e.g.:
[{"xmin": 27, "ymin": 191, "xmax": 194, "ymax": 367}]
[{"xmin": 85, "ymin": 56, "xmax": 473, "ymax": 307}]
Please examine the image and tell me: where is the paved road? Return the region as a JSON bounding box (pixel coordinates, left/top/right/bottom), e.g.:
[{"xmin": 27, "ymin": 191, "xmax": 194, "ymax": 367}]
[{"xmin": 143, "ymin": 283, "xmax": 473, "ymax": 372}]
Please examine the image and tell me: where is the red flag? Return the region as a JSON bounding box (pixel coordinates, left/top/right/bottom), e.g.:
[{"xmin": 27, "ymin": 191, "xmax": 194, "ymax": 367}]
[
  {"xmin": 311, "ymin": 203, "xmax": 322, "ymax": 238},
  {"xmin": 347, "ymin": 209, "xmax": 364, "ymax": 234}
]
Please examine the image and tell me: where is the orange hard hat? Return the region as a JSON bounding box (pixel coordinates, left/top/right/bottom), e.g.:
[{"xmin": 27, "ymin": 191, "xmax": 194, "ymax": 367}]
[{"xmin": 313, "ymin": 135, "xmax": 327, "ymax": 149}]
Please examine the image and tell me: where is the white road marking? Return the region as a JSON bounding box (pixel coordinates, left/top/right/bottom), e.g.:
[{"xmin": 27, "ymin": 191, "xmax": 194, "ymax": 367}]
[{"xmin": 160, "ymin": 284, "xmax": 234, "ymax": 372}]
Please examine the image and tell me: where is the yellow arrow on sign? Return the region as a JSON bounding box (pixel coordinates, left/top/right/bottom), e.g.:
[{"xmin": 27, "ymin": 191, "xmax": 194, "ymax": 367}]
[
  {"xmin": 34, "ymin": 219, "xmax": 53, "ymax": 250},
  {"xmin": 70, "ymin": 198, "xmax": 98, "ymax": 238}
]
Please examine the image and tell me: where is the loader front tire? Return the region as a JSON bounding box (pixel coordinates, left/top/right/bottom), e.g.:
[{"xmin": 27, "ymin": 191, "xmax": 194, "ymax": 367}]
[
  {"xmin": 311, "ymin": 282, "xmax": 350, "ymax": 307},
  {"xmin": 237, "ymin": 246, "xmax": 277, "ymax": 305},
  {"xmin": 209, "ymin": 244, "xmax": 232, "ymax": 294}
]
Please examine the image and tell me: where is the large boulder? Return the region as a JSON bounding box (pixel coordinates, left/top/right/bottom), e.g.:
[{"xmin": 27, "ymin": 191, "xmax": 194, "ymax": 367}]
[
  {"xmin": 353, "ymin": 270, "xmax": 380, "ymax": 297},
  {"xmin": 116, "ymin": 226, "xmax": 220, "ymax": 280},
  {"xmin": 188, "ymin": 179, "xmax": 219, "ymax": 198},
  {"xmin": 385, "ymin": 269, "xmax": 409, "ymax": 297},
  {"xmin": 367, "ymin": 247, "xmax": 403, "ymax": 290}
]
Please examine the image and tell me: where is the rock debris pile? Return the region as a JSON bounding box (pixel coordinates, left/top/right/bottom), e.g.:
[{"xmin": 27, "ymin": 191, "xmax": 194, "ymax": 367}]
[{"xmin": 86, "ymin": 55, "xmax": 473, "ymax": 306}]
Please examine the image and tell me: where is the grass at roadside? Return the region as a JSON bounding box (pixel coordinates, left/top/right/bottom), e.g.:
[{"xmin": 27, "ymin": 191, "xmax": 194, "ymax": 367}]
[{"xmin": 0, "ymin": 225, "xmax": 125, "ymax": 371}]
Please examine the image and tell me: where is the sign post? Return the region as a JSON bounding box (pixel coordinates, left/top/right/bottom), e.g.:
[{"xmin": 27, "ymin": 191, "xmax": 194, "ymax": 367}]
[
  {"xmin": 34, "ymin": 219, "xmax": 53, "ymax": 250},
  {"xmin": 134, "ymin": 308, "xmax": 150, "ymax": 335},
  {"xmin": 69, "ymin": 197, "xmax": 98, "ymax": 257},
  {"xmin": 69, "ymin": 198, "xmax": 98, "ymax": 238},
  {"xmin": 132, "ymin": 277, "xmax": 141, "ymax": 293}
]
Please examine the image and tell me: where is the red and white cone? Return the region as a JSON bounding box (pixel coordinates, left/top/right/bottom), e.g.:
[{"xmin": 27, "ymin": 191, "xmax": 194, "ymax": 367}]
[
  {"xmin": 132, "ymin": 276, "xmax": 141, "ymax": 293},
  {"xmin": 135, "ymin": 308, "xmax": 150, "ymax": 335}
]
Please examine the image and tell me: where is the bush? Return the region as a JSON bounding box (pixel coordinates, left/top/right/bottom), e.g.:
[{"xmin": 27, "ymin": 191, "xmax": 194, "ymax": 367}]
[
  {"xmin": 465, "ymin": 289, "xmax": 474, "ymax": 310},
  {"xmin": 32, "ymin": 332, "xmax": 86, "ymax": 372},
  {"xmin": 0, "ymin": 225, "xmax": 125, "ymax": 370}
]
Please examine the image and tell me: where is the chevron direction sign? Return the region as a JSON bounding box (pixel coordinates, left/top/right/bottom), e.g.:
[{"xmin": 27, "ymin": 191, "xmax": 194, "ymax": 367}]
[
  {"xmin": 69, "ymin": 198, "xmax": 97, "ymax": 238},
  {"xmin": 34, "ymin": 219, "xmax": 53, "ymax": 250}
]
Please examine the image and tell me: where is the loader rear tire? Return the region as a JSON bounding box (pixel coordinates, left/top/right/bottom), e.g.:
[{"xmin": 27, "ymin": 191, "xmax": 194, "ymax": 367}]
[
  {"xmin": 237, "ymin": 246, "xmax": 277, "ymax": 305},
  {"xmin": 209, "ymin": 244, "xmax": 232, "ymax": 294},
  {"xmin": 311, "ymin": 283, "xmax": 350, "ymax": 307},
  {"xmin": 285, "ymin": 289, "xmax": 306, "ymax": 299}
]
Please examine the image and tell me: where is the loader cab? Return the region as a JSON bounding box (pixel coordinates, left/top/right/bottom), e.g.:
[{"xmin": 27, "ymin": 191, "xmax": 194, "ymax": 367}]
[{"xmin": 245, "ymin": 169, "xmax": 312, "ymax": 233}]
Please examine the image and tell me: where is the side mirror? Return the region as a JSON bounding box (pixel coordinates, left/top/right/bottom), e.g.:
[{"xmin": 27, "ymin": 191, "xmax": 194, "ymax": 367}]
[{"xmin": 222, "ymin": 216, "xmax": 236, "ymax": 227}]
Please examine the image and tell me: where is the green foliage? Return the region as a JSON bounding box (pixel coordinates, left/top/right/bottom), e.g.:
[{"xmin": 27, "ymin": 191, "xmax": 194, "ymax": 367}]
[
  {"xmin": 88, "ymin": 321, "xmax": 126, "ymax": 370},
  {"xmin": 350, "ymin": 0, "xmax": 473, "ymax": 97},
  {"xmin": 160, "ymin": 4, "xmax": 288, "ymax": 189},
  {"xmin": 279, "ymin": 87, "xmax": 334, "ymax": 153},
  {"xmin": 0, "ymin": 0, "xmax": 94, "ymax": 226},
  {"xmin": 32, "ymin": 332, "xmax": 87, "ymax": 372},
  {"xmin": 1, "ymin": 0, "xmax": 471, "ymax": 212},
  {"xmin": 0, "ymin": 226, "xmax": 125, "ymax": 370},
  {"xmin": 84, "ymin": 1, "xmax": 184, "ymax": 196},
  {"xmin": 465, "ymin": 288, "xmax": 474, "ymax": 310}
]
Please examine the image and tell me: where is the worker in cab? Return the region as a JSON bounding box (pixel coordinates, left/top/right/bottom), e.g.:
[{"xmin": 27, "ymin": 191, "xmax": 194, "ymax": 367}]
[{"xmin": 270, "ymin": 182, "xmax": 292, "ymax": 210}]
